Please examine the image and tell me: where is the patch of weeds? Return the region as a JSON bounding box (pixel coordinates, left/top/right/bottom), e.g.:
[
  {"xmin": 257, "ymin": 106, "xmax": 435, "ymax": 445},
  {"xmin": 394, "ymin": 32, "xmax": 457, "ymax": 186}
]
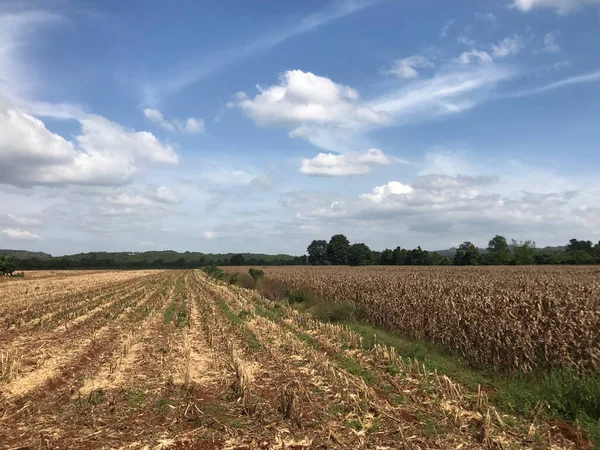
[
  {"xmin": 157, "ymin": 397, "xmax": 175, "ymax": 413},
  {"xmin": 377, "ymin": 382, "xmax": 393, "ymax": 395},
  {"xmin": 218, "ymin": 300, "xmax": 261, "ymax": 349},
  {"xmin": 231, "ymin": 419, "xmax": 243, "ymax": 429},
  {"xmin": 286, "ymin": 289, "xmax": 314, "ymax": 304},
  {"xmin": 389, "ymin": 394, "xmax": 406, "ymax": 406},
  {"xmin": 254, "ymin": 305, "xmax": 284, "ymax": 322},
  {"xmin": 88, "ymin": 388, "xmax": 105, "ymax": 405},
  {"xmin": 336, "ymin": 355, "xmax": 374, "ymax": 385},
  {"xmin": 143, "ymin": 305, "xmax": 153, "ymax": 318},
  {"xmin": 330, "ymin": 404, "xmax": 346, "ymax": 416},
  {"xmin": 163, "ymin": 302, "xmax": 177, "ymax": 325},
  {"xmin": 126, "ymin": 388, "xmax": 147, "ymax": 408},
  {"xmin": 343, "ymin": 419, "xmax": 363, "ymax": 431},
  {"xmin": 238, "ymin": 310, "xmax": 252, "ymax": 320},
  {"xmin": 175, "ymin": 303, "xmax": 188, "ymax": 328},
  {"xmin": 386, "ymin": 364, "xmax": 403, "ymax": 376},
  {"xmin": 217, "ymin": 300, "xmax": 241, "ymax": 325},
  {"xmin": 310, "ymin": 301, "xmax": 367, "ymax": 323}
]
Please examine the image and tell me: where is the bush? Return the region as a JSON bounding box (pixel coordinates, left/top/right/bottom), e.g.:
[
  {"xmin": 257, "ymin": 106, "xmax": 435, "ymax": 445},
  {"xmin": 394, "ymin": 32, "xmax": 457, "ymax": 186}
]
[
  {"xmin": 286, "ymin": 289, "xmax": 314, "ymax": 304},
  {"xmin": 311, "ymin": 301, "xmax": 367, "ymax": 323},
  {"xmin": 248, "ymin": 268, "xmax": 264, "ymax": 281},
  {"xmin": 202, "ymin": 265, "xmax": 224, "ymax": 280}
]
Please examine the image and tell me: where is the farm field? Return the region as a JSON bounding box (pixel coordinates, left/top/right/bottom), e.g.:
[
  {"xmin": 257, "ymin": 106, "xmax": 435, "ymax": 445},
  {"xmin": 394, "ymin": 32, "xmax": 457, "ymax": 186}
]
[
  {"xmin": 230, "ymin": 265, "xmax": 600, "ymax": 373},
  {"xmin": 0, "ymin": 270, "xmax": 588, "ymax": 449}
]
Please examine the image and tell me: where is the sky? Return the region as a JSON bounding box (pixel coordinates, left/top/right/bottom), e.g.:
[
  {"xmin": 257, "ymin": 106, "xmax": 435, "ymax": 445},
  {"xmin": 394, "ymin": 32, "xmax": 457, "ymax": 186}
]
[{"xmin": 1, "ymin": 0, "xmax": 600, "ymax": 256}]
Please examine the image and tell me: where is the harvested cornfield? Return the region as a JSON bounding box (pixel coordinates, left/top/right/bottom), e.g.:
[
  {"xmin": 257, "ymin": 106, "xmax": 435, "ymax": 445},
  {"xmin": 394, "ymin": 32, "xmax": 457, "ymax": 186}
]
[
  {"xmin": 229, "ymin": 266, "xmax": 600, "ymax": 372},
  {"xmin": 0, "ymin": 270, "xmax": 583, "ymax": 448}
]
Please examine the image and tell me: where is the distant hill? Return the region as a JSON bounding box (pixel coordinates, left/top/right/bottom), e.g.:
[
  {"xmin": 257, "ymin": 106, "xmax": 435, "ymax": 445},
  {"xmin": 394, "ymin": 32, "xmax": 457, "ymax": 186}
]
[
  {"xmin": 0, "ymin": 249, "xmax": 303, "ymax": 269},
  {"xmin": 0, "ymin": 249, "xmax": 53, "ymax": 260}
]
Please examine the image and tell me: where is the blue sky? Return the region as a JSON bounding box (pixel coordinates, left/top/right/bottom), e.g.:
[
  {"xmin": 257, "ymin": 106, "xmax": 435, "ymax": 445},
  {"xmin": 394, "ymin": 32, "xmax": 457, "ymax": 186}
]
[{"xmin": 1, "ymin": 0, "xmax": 600, "ymax": 255}]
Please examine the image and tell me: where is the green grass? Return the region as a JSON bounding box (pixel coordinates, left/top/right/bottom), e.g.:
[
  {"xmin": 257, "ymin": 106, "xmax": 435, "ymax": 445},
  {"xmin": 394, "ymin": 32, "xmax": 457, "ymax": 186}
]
[
  {"xmin": 126, "ymin": 388, "xmax": 147, "ymax": 408},
  {"xmin": 335, "ymin": 355, "xmax": 375, "ymax": 385},
  {"xmin": 217, "ymin": 300, "xmax": 261, "ymax": 349},
  {"xmin": 163, "ymin": 302, "xmax": 177, "ymax": 325},
  {"xmin": 340, "ymin": 320, "xmax": 600, "ymax": 445},
  {"xmin": 156, "ymin": 397, "xmax": 175, "ymax": 413}
]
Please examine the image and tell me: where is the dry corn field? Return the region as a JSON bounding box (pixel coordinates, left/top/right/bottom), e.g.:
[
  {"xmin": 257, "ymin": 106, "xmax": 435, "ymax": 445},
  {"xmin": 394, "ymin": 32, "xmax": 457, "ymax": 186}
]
[
  {"xmin": 244, "ymin": 266, "xmax": 600, "ymax": 373},
  {"xmin": 0, "ymin": 270, "xmax": 587, "ymax": 449}
]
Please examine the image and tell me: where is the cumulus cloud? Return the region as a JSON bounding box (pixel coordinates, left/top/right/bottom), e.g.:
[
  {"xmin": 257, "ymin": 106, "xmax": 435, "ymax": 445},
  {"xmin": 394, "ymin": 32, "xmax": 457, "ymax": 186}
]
[
  {"xmin": 300, "ymin": 148, "xmax": 394, "ymax": 176},
  {"xmin": 2, "ymin": 228, "xmax": 40, "ymax": 240},
  {"xmin": 360, "ymin": 181, "xmax": 414, "ymax": 203},
  {"xmin": 511, "ymin": 0, "xmax": 600, "ymax": 14},
  {"xmin": 0, "ymin": 100, "xmax": 178, "ymax": 188},
  {"xmin": 388, "ymin": 56, "xmax": 434, "ymax": 79},
  {"xmin": 234, "ymin": 70, "xmax": 392, "ymax": 150},
  {"xmin": 143, "ymin": 108, "xmax": 205, "ymax": 135}
]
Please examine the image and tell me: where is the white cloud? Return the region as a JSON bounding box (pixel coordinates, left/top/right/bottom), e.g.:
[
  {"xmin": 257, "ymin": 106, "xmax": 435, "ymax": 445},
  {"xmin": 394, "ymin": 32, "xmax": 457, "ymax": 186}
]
[
  {"xmin": 250, "ymin": 174, "xmax": 274, "ymax": 191},
  {"xmin": 475, "ymin": 12, "xmax": 498, "ymax": 24},
  {"xmin": 184, "ymin": 118, "xmax": 205, "ymax": 134},
  {"xmin": 388, "ymin": 56, "xmax": 434, "ymax": 79},
  {"xmin": 143, "ymin": 108, "xmax": 175, "ymax": 131},
  {"xmin": 413, "ymin": 174, "xmax": 498, "ymax": 190},
  {"xmin": 491, "ymin": 35, "xmax": 525, "ymax": 58},
  {"xmin": 237, "ymin": 70, "xmax": 390, "ymax": 127},
  {"xmin": 457, "ymin": 50, "xmax": 494, "ymax": 66},
  {"xmin": 203, "ymin": 231, "xmax": 216, "ymax": 239},
  {"xmin": 143, "ymin": 108, "xmax": 205, "ymax": 135},
  {"xmin": 235, "ymin": 70, "xmax": 392, "ymax": 150},
  {"xmin": 2, "ymin": 228, "xmax": 40, "ymax": 240},
  {"xmin": 370, "ymin": 63, "xmax": 514, "ymax": 123},
  {"xmin": 0, "ymin": 100, "xmax": 178, "ymax": 188},
  {"xmin": 152, "ymin": 186, "xmax": 179, "ymax": 204},
  {"xmin": 505, "ymin": 69, "xmax": 600, "ymax": 98},
  {"xmin": 542, "ymin": 32, "xmax": 560, "ymax": 52},
  {"xmin": 511, "ymin": 0, "xmax": 600, "ymax": 14},
  {"xmin": 300, "ymin": 148, "xmax": 394, "ymax": 176},
  {"xmin": 457, "ymin": 35, "xmax": 477, "ymax": 46},
  {"xmin": 439, "ymin": 20, "xmax": 455, "ymax": 38},
  {"xmin": 7, "ymin": 214, "xmax": 42, "ymax": 226},
  {"xmin": 360, "ymin": 181, "xmax": 414, "ymax": 203}
]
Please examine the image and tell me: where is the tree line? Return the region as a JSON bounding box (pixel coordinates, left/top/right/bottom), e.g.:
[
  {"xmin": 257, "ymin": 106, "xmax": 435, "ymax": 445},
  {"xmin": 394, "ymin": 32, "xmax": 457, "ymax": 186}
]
[
  {"xmin": 0, "ymin": 250, "xmax": 307, "ymax": 271},
  {"xmin": 307, "ymin": 235, "xmax": 600, "ymax": 266}
]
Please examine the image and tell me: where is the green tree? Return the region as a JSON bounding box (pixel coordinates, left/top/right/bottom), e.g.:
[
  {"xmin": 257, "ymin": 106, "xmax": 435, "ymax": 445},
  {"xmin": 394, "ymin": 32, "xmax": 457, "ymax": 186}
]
[
  {"xmin": 0, "ymin": 256, "xmax": 16, "ymax": 276},
  {"xmin": 487, "ymin": 235, "xmax": 510, "ymax": 265},
  {"xmin": 511, "ymin": 239, "xmax": 536, "ymax": 265},
  {"xmin": 454, "ymin": 242, "xmax": 480, "ymax": 266},
  {"xmin": 326, "ymin": 234, "xmax": 350, "ymax": 265},
  {"xmin": 229, "ymin": 254, "xmax": 246, "ymax": 266},
  {"xmin": 307, "ymin": 240, "xmax": 329, "ymax": 265},
  {"xmin": 380, "ymin": 249, "xmax": 394, "ymax": 265},
  {"xmin": 347, "ymin": 243, "xmax": 372, "ymax": 266},
  {"xmin": 392, "ymin": 247, "xmax": 407, "ymax": 265},
  {"xmin": 566, "ymin": 239, "xmax": 593, "ymax": 254}
]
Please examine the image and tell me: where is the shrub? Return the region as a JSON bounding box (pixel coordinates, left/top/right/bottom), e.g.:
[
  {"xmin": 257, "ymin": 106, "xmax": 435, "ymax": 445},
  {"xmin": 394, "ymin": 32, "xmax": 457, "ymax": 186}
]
[
  {"xmin": 248, "ymin": 268, "xmax": 264, "ymax": 281},
  {"xmin": 202, "ymin": 265, "xmax": 224, "ymax": 280},
  {"xmin": 311, "ymin": 301, "xmax": 366, "ymax": 323},
  {"xmin": 286, "ymin": 289, "xmax": 314, "ymax": 304}
]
